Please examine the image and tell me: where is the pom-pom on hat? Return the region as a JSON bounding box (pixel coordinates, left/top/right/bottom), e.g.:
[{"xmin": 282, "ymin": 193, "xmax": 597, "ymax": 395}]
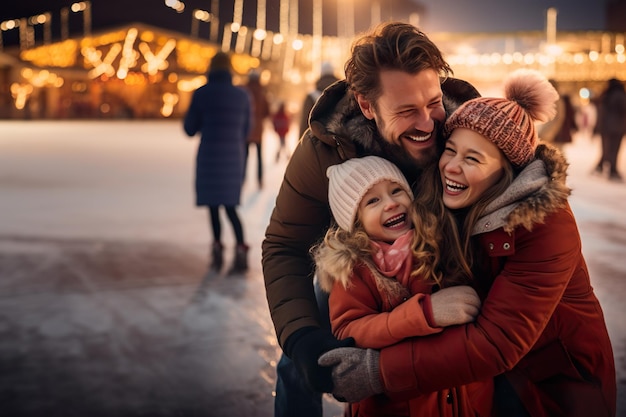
[
  {"xmin": 327, "ymin": 156, "xmax": 413, "ymax": 232},
  {"xmin": 445, "ymin": 69, "xmax": 559, "ymax": 167}
]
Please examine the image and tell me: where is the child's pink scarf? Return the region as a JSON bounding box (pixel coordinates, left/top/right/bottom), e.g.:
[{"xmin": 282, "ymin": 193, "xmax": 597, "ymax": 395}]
[{"xmin": 370, "ymin": 230, "xmax": 413, "ymax": 286}]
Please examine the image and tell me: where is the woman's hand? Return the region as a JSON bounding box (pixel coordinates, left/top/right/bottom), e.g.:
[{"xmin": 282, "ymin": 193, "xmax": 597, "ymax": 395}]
[{"xmin": 430, "ymin": 285, "xmax": 481, "ymax": 327}]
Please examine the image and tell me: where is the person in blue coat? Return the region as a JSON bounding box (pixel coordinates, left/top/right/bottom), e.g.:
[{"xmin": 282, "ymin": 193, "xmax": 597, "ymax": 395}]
[{"xmin": 183, "ymin": 51, "xmax": 252, "ymax": 273}]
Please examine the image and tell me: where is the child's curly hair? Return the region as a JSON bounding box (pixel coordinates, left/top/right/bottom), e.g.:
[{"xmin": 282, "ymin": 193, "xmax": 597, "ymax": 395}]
[{"xmin": 410, "ymin": 163, "xmax": 474, "ymax": 288}]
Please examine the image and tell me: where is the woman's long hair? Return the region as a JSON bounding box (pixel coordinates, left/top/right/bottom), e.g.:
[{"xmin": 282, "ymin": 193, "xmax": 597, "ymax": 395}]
[
  {"xmin": 457, "ymin": 163, "xmax": 515, "ymax": 269},
  {"xmin": 411, "ymin": 162, "xmax": 471, "ymax": 287},
  {"xmin": 412, "ymin": 160, "xmax": 516, "ymax": 282}
]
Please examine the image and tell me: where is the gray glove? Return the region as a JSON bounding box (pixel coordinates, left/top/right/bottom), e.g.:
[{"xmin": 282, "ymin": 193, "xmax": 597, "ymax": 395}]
[{"xmin": 317, "ymin": 347, "xmax": 383, "ymax": 403}]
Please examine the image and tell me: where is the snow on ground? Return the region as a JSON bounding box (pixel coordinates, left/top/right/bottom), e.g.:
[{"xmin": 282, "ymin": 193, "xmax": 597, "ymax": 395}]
[
  {"xmin": 0, "ymin": 120, "xmax": 293, "ymax": 267},
  {"xmin": 0, "ymin": 121, "xmax": 624, "ymax": 415}
]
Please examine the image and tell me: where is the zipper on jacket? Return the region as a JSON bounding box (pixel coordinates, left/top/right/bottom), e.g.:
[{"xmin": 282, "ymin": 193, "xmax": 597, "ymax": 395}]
[{"xmin": 334, "ymin": 136, "xmax": 347, "ymax": 160}]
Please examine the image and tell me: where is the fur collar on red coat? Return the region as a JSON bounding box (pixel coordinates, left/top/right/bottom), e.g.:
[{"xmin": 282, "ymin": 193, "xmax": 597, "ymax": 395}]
[{"xmin": 473, "ymin": 143, "xmax": 572, "ymax": 236}]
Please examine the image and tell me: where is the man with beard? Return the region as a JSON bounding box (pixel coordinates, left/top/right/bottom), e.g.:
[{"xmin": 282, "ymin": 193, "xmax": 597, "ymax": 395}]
[{"xmin": 262, "ymin": 22, "xmax": 480, "ymax": 416}]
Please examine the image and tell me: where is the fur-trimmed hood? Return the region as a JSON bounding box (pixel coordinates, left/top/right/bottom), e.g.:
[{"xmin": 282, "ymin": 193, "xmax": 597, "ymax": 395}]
[
  {"xmin": 315, "ymin": 237, "xmax": 372, "ymax": 294},
  {"xmin": 472, "ymin": 143, "xmax": 572, "ymax": 235},
  {"xmin": 315, "ymin": 237, "xmax": 413, "ymax": 306}
]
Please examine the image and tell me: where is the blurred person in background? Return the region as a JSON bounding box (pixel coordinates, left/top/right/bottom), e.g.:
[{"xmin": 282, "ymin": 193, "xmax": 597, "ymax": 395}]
[
  {"xmin": 538, "ymin": 79, "xmax": 576, "ymax": 150},
  {"xmin": 272, "ymin": 101, "xmax": 292, "ymax": 162},
  {"xmin": 592, "ymin": 78, "xmax": 626, "ymax": 182},
  {"xmin": 183, "ymin": 52, "xmax": 251, "ymax": 273},
  {"xmin": 244, "ymin": 70, "xmax": 271, "ymax": 189},
  {"xmin": 299, "ymin": 61, "xmax": 340, "ymax": 138}
]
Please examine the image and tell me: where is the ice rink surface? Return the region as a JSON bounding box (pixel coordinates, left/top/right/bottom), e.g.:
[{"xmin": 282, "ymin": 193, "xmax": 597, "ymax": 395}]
[{"xmin": 0, "ymin": 120, "xmax": 624, "ymax": 416}]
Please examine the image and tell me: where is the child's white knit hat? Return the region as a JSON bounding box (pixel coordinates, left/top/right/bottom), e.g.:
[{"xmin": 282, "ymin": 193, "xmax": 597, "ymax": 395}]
[{"xmin": 327, "ymin": 156, "xmax": 413, "ymax": 232}]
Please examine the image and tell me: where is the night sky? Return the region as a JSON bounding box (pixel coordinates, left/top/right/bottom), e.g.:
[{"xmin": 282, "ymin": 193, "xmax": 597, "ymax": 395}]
[
  {"xmin": 0, "ymin": 0, "xmax": 607, "ymax": 48},
  {"xmin": 418, "ymin": 0, "xmax": 605, "ymax": 33}
]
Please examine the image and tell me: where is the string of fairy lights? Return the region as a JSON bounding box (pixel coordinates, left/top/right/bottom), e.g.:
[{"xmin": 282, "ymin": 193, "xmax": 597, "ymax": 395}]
[{"xmin": 3, "ymin": 1, "xmax": 626, "ymax": 117}]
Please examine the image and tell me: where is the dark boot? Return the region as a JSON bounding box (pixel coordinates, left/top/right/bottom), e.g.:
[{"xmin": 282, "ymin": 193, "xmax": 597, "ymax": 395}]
[
  {"xmin": 591, "ymin": 162, "xmax": 605, "ymax": 177},
  {"xmin": 231, "ymin": 243, "xmax": 249, "ymax": 273},
  {"xmin": 211, "ymin": 242, "xmax": 223, "ymax": 270},
  {"xmin": 609, "ymin": 171, "xmax": 623, "ymax": 182}
]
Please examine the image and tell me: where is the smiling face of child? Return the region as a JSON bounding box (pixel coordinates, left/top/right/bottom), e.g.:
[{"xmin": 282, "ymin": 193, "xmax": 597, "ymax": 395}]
[{"xmin": 357, "ymin": 179, "xmax": 413, "ymax": 243}]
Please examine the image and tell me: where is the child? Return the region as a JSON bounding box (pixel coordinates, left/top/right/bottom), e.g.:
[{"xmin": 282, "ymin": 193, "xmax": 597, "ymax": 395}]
[
  {"xmin": 271, "ymin": 101, "xmax": 291, "ymax": 162},
  {"xmin": 313, "ymin": 155, "xmax": 493, "ymax": 417}
]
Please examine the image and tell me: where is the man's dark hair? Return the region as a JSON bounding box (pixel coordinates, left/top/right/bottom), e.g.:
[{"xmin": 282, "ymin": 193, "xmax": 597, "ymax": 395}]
[{"xmin": 345, "ymin": 22, "xmax": 452, "ymax": 105}]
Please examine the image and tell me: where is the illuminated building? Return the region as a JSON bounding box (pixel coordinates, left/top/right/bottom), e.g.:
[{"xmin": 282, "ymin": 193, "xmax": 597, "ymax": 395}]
[
  {"xmin": 0, "ymin": 23, "xmax": 263, "ymax": 119},
  {"xmin": 0, "ymin": 2, "xmax": 624, "ymax": 119}
]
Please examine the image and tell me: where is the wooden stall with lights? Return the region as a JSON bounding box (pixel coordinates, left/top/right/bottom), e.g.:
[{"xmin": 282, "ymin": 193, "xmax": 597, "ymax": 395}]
[{"xmin": 2, "ymin": 23, "xmax": 261, "ymax": 119}]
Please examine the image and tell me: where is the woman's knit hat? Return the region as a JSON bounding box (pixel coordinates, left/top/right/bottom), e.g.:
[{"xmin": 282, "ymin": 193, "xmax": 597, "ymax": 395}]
[
  {"xmin": 444, "ymin": 69, "xmax": 559, "ymax": 167},
  {"xmin": 327, "ymin": 156, "xmax": 413, "ymax": 232}
]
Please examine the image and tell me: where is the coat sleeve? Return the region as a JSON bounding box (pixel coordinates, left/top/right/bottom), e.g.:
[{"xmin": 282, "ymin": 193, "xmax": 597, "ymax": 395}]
[
  {"xmin": 243, "ymin": 91, "xmax": 252, "ymax": 142},
  {"xmin": 261, "ymin": 136, "xmax": 338, "ymax": 348},
  {"xmin": 183, "ymin": 91, "xmax": 200, "ymax": 137},
  {"xmin": 329, "ymin": 271, "xmax": 442, "ymax": 349},
  {"xmin": 379, "ymin": 207, "xmax": 580, "ymax": 398}
]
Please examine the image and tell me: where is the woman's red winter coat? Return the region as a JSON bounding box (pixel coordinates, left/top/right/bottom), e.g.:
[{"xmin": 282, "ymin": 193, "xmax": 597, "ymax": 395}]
[{"xmin": 378, "ymin": 145, "xmax": 616, "ymax": 417}]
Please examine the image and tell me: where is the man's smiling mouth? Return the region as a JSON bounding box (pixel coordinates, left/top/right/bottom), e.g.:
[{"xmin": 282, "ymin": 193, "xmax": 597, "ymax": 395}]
[{"xmin": 405, "ymin": 132, "xmax": 431, "ymax": 142}]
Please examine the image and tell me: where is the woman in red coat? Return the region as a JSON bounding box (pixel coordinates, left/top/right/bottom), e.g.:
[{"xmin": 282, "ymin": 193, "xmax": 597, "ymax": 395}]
[{"xmin": 322, "ymin": 69, "xmax": 616, "ymax": 417}]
